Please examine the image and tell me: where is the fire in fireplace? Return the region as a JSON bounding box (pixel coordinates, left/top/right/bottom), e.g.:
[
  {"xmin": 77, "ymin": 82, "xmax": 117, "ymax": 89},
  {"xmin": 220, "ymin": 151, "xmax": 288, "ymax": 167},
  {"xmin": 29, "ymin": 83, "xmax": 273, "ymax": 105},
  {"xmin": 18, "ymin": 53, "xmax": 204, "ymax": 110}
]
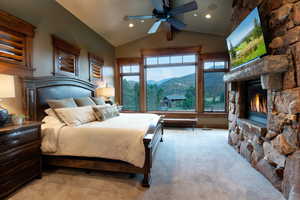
[{"xmin": 246, "ymin": 79, "xmax": 267, "ymax": 124}]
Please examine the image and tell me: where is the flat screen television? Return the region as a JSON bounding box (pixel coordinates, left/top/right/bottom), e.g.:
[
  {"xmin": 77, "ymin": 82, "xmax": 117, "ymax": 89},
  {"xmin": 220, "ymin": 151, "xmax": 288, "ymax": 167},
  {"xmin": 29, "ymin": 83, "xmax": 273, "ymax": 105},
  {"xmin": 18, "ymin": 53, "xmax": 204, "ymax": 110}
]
[{"xmin": 226, "ymin": 7, "xmax": 267, "ymax": 70}]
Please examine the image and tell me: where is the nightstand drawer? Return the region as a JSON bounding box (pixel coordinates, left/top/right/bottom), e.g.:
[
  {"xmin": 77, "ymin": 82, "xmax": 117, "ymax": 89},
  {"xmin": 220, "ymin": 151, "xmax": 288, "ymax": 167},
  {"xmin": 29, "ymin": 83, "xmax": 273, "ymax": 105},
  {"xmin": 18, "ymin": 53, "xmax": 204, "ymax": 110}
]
[
  {"xmin": 0, "ymin": 127, "xmax": 39, "ymax": 152},
  {"xmin": 0, "ymin": 142, "xmax": 40, "ymax": 170},
  {"xmin": 0, "ymin": 158, "xmax": 40, "ymax": 198}
]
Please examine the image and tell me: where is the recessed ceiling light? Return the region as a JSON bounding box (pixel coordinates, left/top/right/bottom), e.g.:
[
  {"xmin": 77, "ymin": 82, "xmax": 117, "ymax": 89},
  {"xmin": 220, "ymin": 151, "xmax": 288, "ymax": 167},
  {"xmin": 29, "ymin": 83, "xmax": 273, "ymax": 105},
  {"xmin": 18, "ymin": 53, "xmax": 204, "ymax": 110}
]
[
  {"xmin": 141, "ymin": 20, "xmax": 145, "ymax": 23},
  {"xmin": 129, "ymin": 23, "xmax": 134, "ymax": 28},
  {"xmin": 205, "ymin": 14, "xmax": 212, "ymax": 19},
  {"xmin": 193, "ymin": 13, "xmax": 198, "ymax": 17}
]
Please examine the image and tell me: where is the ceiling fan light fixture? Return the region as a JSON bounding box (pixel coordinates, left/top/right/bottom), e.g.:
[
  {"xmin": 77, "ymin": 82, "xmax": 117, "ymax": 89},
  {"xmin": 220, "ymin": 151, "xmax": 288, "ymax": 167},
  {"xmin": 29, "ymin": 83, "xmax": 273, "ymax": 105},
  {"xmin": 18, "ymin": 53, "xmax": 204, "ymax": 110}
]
[
  {"xmin": 129, "ymin": 23, "xmax": 135, "ymax": 28},
  {"xmin": 205, "ymin": 14, "xmax": 212, "ymax": 19}
]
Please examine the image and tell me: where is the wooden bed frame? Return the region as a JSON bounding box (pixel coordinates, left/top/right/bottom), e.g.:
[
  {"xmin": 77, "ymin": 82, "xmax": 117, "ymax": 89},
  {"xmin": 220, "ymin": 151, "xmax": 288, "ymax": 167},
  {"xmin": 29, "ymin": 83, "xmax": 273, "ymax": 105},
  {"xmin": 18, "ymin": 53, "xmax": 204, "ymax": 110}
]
[{"xmin": 23, "ymin": 76, "xmax": 163, "ymax": 187}]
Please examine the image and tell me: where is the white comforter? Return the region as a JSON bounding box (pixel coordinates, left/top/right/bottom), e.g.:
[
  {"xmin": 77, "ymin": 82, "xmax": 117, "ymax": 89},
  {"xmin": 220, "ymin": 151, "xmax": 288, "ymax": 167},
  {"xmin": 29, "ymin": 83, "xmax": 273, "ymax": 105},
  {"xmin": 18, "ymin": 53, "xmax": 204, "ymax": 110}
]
[{"xmin": 41, "ymin": 113, "xmax": 160, "ymax": 168}]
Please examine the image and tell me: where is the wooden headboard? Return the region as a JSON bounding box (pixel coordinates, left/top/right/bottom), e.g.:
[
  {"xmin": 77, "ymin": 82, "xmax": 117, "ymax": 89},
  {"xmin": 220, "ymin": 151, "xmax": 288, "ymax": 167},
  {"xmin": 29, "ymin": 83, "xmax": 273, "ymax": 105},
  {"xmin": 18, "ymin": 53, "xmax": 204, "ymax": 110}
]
[{"xmin": 23, "ymin": 76, "xmax": 96, "ymax": 121}]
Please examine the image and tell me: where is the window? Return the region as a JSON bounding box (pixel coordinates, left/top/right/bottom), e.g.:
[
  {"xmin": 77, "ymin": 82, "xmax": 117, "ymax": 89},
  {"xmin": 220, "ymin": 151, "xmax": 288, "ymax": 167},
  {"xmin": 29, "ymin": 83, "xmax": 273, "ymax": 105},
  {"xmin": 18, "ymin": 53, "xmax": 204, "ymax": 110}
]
[
  {"xmin": 119, "ymin": 61, "xmax": 140, "ymax": 111},
  {"xmin": 204, "ymin": 61, "xmax": 227, "ymax": 112},
  {"xmin": 52, "ymin": 35, "xmax": 80, "ymax": 77},
  {"xmin": 88, "ymin": 52, "xmax": 104, "ymax": 82},
  {"xmin": 0, "ymin": 10, "xmax": 35, "ymax": 76},
  {"xmin": 145, "ymin": 55, "xmax": 196, "ymax": 111}
]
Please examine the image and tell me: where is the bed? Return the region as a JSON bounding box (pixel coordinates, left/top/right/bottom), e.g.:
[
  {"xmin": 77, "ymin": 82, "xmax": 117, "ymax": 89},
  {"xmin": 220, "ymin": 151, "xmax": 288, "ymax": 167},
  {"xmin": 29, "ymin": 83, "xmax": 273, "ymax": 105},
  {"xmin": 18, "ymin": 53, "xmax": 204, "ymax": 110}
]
[{"xmin": 23, "ymin": 76, "xmax": 164, "ymax": 187}]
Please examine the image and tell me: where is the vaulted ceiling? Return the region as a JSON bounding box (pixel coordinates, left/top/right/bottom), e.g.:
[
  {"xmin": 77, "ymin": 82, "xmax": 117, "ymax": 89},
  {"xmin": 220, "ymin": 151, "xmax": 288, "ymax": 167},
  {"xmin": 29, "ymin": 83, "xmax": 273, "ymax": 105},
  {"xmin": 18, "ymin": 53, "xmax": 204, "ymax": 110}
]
[{"xmin": 56, "ymin": 0, "xmax": 233, "ymax": 47}]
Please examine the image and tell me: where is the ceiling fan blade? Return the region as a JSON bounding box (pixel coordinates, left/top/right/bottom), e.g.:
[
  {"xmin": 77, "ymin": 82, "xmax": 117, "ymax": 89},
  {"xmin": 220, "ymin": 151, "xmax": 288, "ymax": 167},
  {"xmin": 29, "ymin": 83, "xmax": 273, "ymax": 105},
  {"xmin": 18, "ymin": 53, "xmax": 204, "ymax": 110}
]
[
  {"xmin": 169, "ymin": 1, "xmax": 198, "ymax": 16},
  {"xmin": 125, "ymin": 15, "xmax": 154, "ymax": 20},
  {"xmin": 148, "ymin": 20, "xmax": 162, "ymax": 34},
  {"xmin": 168, "ymin": 18, "xmax": 186, "ymax": 30},
  {"xmin": 150, "ymin": 0, "xmax": 164, "ymax": 12}
]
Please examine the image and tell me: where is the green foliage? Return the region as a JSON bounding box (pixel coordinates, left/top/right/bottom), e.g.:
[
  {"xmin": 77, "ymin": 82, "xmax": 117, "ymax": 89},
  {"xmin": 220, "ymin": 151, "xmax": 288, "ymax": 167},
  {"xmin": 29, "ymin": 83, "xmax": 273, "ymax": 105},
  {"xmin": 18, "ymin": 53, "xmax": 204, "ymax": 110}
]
[
  {"xmin": 123, "ymin": 72, "xmax": 225, "ymax": 112},
  {"xmin": 229, "ymin": 20, "xmax": 267, "ymax": 68},
  {"xmin": 122, "ymin": 78, "xmax": 140, "ymax": 111},
  {"xmin": 183, "ymin": 86, "xmax": 195, "ymax": 109}
]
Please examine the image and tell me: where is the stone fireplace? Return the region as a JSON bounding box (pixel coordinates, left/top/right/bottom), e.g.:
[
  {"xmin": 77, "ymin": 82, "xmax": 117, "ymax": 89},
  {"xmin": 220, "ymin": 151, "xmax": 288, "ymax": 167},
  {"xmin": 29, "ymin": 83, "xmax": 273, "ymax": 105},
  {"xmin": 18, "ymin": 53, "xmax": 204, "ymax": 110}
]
[{"xmin": 226, "ymin": 0, "xmax": 300, "ymax": 199}]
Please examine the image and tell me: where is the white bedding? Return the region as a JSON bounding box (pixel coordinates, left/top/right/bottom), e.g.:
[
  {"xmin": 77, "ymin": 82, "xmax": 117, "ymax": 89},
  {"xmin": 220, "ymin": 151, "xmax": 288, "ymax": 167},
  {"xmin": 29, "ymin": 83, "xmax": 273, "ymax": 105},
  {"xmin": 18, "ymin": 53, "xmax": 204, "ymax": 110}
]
[{"xmin": 41, "ymin": 113, "xmax": 160, "ymax": 168}]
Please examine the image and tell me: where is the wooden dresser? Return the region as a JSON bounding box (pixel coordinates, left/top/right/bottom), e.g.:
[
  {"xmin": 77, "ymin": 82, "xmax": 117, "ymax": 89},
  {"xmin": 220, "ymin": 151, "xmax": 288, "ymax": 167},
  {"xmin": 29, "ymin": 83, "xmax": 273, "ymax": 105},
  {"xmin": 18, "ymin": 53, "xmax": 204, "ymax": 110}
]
[{"xmin": 0, "ymin": 121, "xmax": 42, "ymax": 199}]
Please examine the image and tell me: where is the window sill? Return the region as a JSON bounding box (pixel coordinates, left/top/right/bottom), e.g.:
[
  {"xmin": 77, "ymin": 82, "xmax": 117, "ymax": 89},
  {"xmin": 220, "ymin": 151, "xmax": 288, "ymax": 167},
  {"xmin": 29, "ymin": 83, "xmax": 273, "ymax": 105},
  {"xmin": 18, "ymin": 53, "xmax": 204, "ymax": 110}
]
[{"xmin": 199, "ymin": 112, "xmax": 228, "ymax": 118}]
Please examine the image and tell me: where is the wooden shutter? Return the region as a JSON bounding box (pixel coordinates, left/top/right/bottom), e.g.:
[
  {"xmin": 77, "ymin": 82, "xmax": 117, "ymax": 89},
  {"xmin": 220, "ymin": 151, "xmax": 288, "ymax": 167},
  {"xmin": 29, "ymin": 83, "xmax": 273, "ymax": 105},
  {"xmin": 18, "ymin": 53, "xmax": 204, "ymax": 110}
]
[
  {"xmin": 52, "ymin": 35, "xmax": 80, "ymax": 77},
  {"xmin": 0, "ymin": 29, "xmax": 25, "ymax": 64},
  {"xmin": 88, "ymin": 52, "xmax": 103, "ymax": 82},
  {"xmin": 0, "ymin": 10, "xmax": 35, "ymax": 76}
]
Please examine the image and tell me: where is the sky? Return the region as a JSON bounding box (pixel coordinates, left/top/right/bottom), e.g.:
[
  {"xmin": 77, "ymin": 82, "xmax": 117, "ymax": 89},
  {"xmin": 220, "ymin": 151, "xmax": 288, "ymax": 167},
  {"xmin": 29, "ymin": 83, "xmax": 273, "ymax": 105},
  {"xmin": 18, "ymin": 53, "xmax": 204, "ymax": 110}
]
[
  {"xmin": 226, "ymin": 7, "xmax": 261, "ymax": 49},
  {"xmin": 147, "ymin": 65, "xmax": 195, "ymax": 82}
]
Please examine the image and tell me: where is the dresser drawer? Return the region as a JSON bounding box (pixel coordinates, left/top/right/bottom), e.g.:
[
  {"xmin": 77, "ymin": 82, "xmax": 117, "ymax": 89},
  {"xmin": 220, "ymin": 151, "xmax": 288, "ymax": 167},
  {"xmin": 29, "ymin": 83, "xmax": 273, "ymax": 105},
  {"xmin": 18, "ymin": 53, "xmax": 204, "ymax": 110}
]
[
  {"xmin": 0, "ymin": 127, "xmax": 39, "ymax": 152},
  {"xmin": 0, "ymin": 157, "xmax": 40, "ymax": 183},
  {"xmin": 0, "ymin": 142, "xmax": 40, "ymax": 171},
  {"xmin": 0, "ymin": 158, "xmax": 40, "ymax": 198}
]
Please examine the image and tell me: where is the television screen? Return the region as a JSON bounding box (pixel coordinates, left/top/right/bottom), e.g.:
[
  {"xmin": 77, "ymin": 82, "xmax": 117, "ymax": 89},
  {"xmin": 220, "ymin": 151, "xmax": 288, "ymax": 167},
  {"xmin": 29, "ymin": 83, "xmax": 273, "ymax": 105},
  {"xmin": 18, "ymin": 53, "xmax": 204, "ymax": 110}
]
[{"xmin": 226, "ymin": 7, "xmax": 267, "ymax": 69}]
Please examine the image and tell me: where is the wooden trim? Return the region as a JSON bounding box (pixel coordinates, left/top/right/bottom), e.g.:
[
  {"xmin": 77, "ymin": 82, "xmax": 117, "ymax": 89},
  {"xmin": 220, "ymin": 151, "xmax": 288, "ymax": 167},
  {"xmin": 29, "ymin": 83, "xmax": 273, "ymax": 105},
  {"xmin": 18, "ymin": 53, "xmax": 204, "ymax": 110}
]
[
  {"xmin": 0, "ymin": 9, "xmax": 35, "ymax": 37},
  {"xmin": 116, "ymin": 57, "xmax": 142, "ymax": 111},
  {"xmin": 201, "ymin": 52, "xmax": 229, "ymax": 114},
  {"xmin": 0, "ymin": 10, "xmax": 35, "ymax": 77},
  {"xmin": 140, "ymin": 58, "xmax": 146, "ymax": 112},
  {"xmin": 145, "ymin": 62, "xmax": 197, "ymax": 68},
  {"xmin": 52, "ymin": 36, "xmax": 80, "ymax": 56},
  {"xmin": 199, "ymin": 113, "xmax": 228, "ymax": 118},
  {"xmin": 201, "ymin": 52, "xmax": 230, "ymax": 61},
  {"xmin": 52, "ymin": 35, "xmax": 80, "ymax": 77},
  {"xmin": 197, "ymin": 124, "xmax": 228, "ymax": 129},
  {"xmin": 141, "ymin": 46, "xmax": 202, "ymax": 57}
]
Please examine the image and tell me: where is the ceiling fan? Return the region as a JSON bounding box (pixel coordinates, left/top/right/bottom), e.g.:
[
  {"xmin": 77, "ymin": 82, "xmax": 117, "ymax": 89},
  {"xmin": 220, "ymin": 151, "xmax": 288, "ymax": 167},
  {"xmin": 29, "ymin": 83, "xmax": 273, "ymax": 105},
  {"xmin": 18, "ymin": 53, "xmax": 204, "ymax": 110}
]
[{"xmin": 125, "ymin": 0, "xmax": 198, "ymax": 34}]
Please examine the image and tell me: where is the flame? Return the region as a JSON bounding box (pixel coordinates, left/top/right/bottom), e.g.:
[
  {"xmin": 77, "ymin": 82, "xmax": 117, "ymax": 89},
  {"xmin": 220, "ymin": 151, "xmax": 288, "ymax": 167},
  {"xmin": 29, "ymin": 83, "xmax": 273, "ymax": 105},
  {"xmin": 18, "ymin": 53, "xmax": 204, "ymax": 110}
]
[{"xmin": 250, "ymin": 93, "xmax": 267, "ymax": 114}]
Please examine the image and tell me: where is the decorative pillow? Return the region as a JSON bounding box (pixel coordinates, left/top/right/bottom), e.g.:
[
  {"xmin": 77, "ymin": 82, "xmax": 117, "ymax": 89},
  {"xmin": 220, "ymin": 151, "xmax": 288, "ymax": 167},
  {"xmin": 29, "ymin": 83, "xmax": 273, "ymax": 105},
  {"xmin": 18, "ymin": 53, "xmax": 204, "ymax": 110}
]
[
  {"xmin": 47, "ymin": 98, "xmax": 77, "ymax": 109},
  {"xmin": 93, "ymin": 105, "xmax": 119, "ymax": 121},
  {"xmin": 74, "ymin": 97, "xmax": 96, "ymax": 107},
  {"xmin": 44, "ymin": 108, "xmax": 57, "ymax": 117},
  {"xmin": 54, "ymin": 106, "xmax": 96, "ymax": 126},
  {"xmin": 92, "ymin": 97, "xmax": 106, "ymax": 105}
]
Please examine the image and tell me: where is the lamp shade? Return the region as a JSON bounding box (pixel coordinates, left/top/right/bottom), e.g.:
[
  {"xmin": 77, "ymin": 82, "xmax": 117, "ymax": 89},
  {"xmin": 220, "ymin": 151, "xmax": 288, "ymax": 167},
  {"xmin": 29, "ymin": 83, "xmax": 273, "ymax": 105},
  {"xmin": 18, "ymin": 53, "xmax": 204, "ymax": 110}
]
[
  {"xmin": 0, "ymin": 74, "xmax": 15, "ymax": 98},
  {"xmin": 96, "ymin": 87, "xmax": 115, "ymax": 97}
]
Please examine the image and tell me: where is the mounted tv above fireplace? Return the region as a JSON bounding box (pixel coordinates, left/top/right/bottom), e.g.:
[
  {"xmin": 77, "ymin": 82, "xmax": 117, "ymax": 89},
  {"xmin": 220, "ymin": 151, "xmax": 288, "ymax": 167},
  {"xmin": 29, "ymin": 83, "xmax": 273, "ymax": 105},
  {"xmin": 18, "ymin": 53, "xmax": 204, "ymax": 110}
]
[{"xmin": 226, "ymin": 7, "xmax": 268, "ymax": 70}]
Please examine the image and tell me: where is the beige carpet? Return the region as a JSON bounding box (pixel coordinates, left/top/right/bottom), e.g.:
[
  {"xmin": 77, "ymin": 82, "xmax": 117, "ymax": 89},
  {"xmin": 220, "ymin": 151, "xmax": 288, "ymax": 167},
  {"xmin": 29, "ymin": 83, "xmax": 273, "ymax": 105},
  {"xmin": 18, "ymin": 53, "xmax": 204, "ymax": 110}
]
[{"xmin": 8, "ymin": 128, "xmax": 285, "ymax": 200}]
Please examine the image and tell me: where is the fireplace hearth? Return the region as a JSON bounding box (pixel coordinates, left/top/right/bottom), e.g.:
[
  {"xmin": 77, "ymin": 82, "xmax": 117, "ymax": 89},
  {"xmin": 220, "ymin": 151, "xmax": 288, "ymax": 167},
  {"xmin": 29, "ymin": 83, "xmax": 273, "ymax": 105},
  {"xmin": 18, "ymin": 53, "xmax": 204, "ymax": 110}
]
[{"xmin": 246, "ymin": 79, "xmax": 267, "ymax": 125}]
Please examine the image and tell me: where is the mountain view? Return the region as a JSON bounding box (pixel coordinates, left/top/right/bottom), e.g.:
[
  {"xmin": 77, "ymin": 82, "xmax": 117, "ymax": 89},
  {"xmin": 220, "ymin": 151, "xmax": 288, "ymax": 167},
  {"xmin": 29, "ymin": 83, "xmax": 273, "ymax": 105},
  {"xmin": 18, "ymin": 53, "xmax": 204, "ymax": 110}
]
[{"xmin": 122, "ymin": 72, "xmax": 225, "ymax": 112}]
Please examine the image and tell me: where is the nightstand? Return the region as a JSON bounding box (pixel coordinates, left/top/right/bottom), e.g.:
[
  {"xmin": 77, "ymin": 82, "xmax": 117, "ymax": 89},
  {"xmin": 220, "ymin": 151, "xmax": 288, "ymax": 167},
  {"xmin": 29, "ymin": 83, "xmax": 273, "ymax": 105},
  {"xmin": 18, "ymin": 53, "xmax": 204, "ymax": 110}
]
[{"xmin": 0, "ymin": 121, "xmax": 42, "ymax": 199}]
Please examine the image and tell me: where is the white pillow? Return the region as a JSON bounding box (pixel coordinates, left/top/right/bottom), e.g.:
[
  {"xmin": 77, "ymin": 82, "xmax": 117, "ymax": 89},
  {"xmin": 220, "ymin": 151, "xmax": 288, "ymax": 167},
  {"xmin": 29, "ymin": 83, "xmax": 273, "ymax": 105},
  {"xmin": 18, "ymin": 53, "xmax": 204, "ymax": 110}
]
[{"xmin": 54, "ymin": 106, "xmax": 96, "ymax": 127}]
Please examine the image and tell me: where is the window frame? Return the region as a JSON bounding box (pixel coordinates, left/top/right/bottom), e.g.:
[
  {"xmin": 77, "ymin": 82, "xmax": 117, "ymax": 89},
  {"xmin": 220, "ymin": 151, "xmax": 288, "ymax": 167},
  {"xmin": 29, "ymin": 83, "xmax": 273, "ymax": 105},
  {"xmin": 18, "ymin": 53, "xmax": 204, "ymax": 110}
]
[
  {"xmin": 202, "ymin": 53, "xmax": 229, "ymax": 114},
  {"xmin": 52, "ymin": 35, "xmax": 80, "ymax": 77},
  {"xmin": 88, "ymin": 52, "xmax": 104, "ymax": 83},
  {"xmin": 144, "ymin": 54, "xmax": 198, "ymax": 112},
  {"xmin": 141, "ymin": 47, "xmax": 201, "ymax": 116},
  {"xmin": 0, "ymin": 10, "xmax": 35, "ymax": 77},
  {"xmin": 116, "ymin": 58, "xmax": 142, "ymax": 112}
]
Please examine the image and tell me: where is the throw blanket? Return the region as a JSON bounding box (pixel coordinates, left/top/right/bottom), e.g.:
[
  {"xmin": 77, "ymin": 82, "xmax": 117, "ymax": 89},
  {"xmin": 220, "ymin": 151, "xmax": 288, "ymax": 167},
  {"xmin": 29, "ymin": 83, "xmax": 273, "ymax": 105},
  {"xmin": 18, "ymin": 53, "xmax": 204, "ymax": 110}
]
[{"xmin": 41, "ymin": 113, "xmax": 160, "ymax": 168}]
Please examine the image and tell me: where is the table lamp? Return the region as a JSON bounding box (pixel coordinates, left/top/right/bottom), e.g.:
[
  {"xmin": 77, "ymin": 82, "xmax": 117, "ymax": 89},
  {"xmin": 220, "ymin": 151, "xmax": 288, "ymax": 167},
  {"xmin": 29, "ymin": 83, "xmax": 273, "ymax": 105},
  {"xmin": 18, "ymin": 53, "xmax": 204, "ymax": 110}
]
[
  {"xmin": 0, "ymin": 74, "xmax": 15, "ymax": 126},
  {"xmin": 96, "ymin": 87, "xmax": 115, "ymax": 105}
]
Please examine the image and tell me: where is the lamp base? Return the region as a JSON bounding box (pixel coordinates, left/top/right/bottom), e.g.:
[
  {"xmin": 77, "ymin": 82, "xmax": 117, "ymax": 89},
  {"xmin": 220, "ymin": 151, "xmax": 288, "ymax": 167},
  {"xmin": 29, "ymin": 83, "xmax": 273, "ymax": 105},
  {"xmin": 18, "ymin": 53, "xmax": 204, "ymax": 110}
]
[{"xmin": 0, "ymin": 107, "xmax": 9, "ymax": 127}]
